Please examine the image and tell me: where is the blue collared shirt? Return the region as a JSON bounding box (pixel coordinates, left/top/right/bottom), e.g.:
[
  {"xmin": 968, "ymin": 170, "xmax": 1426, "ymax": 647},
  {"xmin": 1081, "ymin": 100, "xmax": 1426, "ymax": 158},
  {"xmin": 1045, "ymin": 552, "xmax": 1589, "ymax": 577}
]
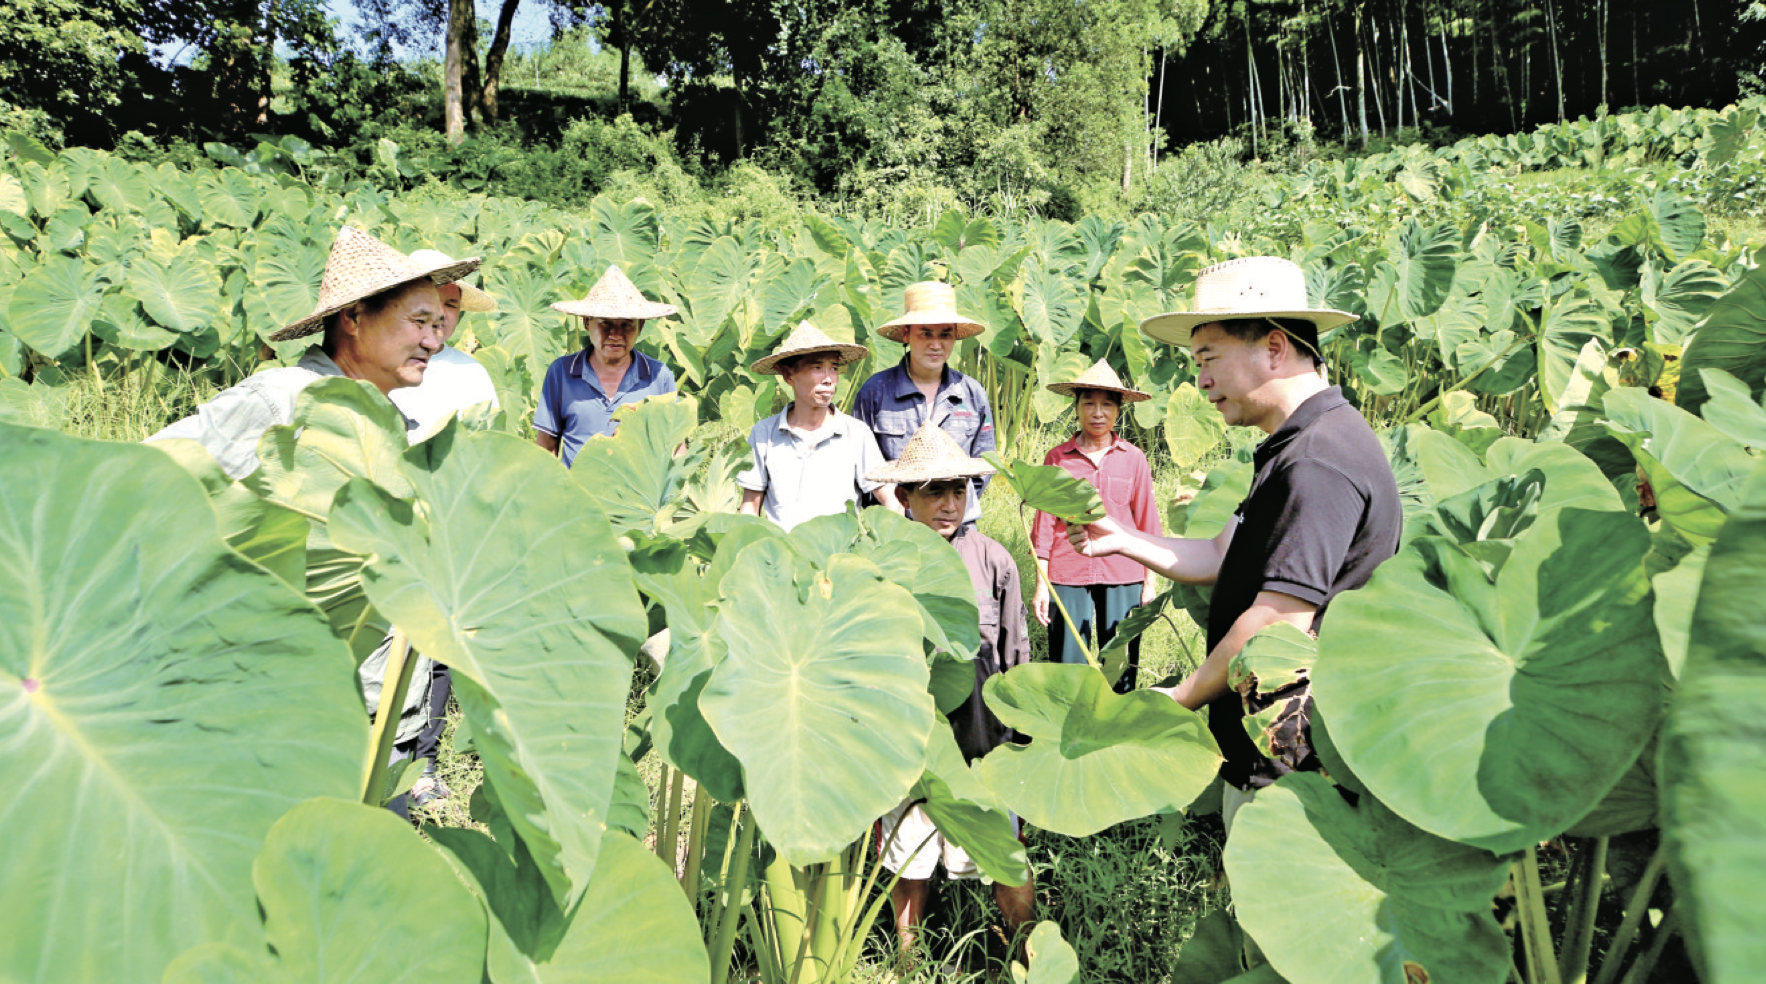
[
  {"xmin": 534, "ymin": 348, "xmax": 677, "ymax": 467},
  {"xmin": 852, "ymin": 359, "xmax": 996, "ymax": 526}
]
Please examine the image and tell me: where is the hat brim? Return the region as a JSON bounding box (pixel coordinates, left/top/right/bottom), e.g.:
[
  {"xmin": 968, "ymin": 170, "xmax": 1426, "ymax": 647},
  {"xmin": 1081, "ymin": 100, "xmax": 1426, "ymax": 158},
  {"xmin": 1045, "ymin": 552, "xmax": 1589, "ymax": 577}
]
[
  {"xmin": 551, "ymin": 299, "xmax": 678, "ymax": 320},
  {"xmin": 458, "ymin": 280, "xmax": 497, "ymax": 313},
  {"xmin": 877, "ymin": 314, "xmax": 986, "ymax": 343},
  {"xmin": 1140, "ymin": 309, "xmax": 1357, "ymax": 347},
  {"xmin": 864, "ymin": 459, "xmax": 996, "ymax": 486},
  {"xmin": 1046, "ymin": 381, "xmax": 1152, "ymax": 403},
  {"xmin": 752, "ymin": 342, "xmax": 870, "ymax": 376},
  {"xmin": 269, "ymin": 256, "xmax": 484, "ymax": 342}
]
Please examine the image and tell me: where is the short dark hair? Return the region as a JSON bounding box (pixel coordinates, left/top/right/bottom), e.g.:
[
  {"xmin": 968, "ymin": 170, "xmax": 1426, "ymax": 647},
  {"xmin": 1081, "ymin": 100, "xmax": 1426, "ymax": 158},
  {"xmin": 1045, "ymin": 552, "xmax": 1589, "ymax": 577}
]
[
  {"xmin": 1205, "ymin": 317, "xmax": 1322, "ymax": 366},
  {"xmin": 776, "ymin": 351, "xmax": 842, "ymax": 376},
  {"xmin": 901, "ymin": 478, "xmax": 969, "ymax": 497}
]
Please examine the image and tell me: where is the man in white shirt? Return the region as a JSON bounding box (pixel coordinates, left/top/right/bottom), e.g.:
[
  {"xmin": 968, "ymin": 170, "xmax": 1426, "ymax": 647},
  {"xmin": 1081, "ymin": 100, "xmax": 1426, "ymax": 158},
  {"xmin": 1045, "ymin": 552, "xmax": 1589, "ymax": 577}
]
[{"xmin": 390, "ymin": 249, "xmax": 500, "ymax": 433}]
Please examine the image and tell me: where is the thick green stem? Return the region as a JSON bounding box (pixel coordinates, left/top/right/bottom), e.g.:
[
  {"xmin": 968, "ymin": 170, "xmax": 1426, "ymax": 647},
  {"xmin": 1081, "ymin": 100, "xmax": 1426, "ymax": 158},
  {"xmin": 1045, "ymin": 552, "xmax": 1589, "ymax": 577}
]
[
  {"xmin": 1590, "ymin": 843, "xmax": 1667, "ymax": 984},
  {"xmin": 360, "ymin": 629, "xmax": 415, "ymax": 805},
  {"xmin": 710, "ymin": 807, "xmax": 758, "ymax": 984},
  {"xmin": 659, "ymin": 767, "xmax": 686, "ymax": 872},
  {"xmin": 652, "ymin": 763, "xmax": 672, "ymax": 860},
  {"xmin": 764, "ymin": 850, "xmax": 809, "ymax": 980},
  {"xmin": 1560, "ymin": 836, "xmax": 1609, "ymax": 983},
  {"xmin": 1400, "ymin": 332, "xmax": 1529, "ymax": 426},
  {"xmin": 1615, "ymin": 905, "xmax": 1679, "ymax": 984},
  {"xmin": 1515, "ymin": 846, "xmax": 1563, "ymax": 984},
  {"xmin": 680, "ymin": 784, "xmax": 713, "ymax": 906},
  {"xmin": 1016, "ymin": 503, "xmax": 1097, "ymax": 668},
  {"xmin": 787, "ymin": 863, "xmax": 831, "ymax": 984}
]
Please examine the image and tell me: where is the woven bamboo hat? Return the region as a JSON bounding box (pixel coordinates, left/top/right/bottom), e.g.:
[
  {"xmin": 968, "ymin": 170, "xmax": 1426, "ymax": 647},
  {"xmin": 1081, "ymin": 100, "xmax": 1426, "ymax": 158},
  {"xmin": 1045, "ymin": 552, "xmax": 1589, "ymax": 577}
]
[
  {"xmin": 1046, "ymin": 360, "xmax": 1151, "ymax": 403},
  {"xmin": 270, "ymin": 226, "xmax": 483, "ymax": 341},
  {"xmin": 864, "ymin": 421, "xmax": 996, "ymax": 486},
  {"xmin": 408, "ymin": 249, "xmax": 497, "ymax": 313},
  {"xmin": 551, "ymin": 265, "xmax": 678, "ymax": 321},
  {"xmin": 751, "ymin": 321, "xmax": 869, "ymax": 376},
  {"xmin": 878, "ymin": 281, "xmax": 985, "ymax": 342},
  {"xmin": 1140, "ymin": 256, "xmax": 1356, "ymax": 348}
]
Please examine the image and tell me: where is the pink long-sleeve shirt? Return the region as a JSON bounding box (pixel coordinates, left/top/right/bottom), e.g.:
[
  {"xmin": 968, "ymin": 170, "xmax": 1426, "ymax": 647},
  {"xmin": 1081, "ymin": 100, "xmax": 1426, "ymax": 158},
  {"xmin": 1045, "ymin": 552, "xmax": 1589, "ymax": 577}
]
[{"xmin": 1030, "ymin": 433, "xmax": 1163, "ymax": 586}]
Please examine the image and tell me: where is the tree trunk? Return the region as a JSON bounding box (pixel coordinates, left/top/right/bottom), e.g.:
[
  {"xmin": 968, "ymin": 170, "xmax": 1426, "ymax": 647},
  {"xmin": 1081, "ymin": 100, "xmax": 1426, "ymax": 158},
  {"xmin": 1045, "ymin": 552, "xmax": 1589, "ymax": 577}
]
[
  {"xmin": 1545, "ymin": 0, "xmax": 1565, "ymax": 122},
  {"xmin": 1368, "ymin": 14, "xmax": 1387, "ymax": 138},
  {"xmin": 444, "ymin": 0, "xmax": 471, "ymax": 144},
  {"xmin": 479, "ymin": 0, "xmax": 522, "ymax": 124},
  {"xmin": 1356, "ymin": 6, "xmax": 1370, "ymax": 148},
  {"xmin": 1327, "ymin": 11, "xmax": 1352, "ymax": 140},
  {"xmin": 1154, "ymin": 48, "xmax": 1167, "ymax": 166},
  {"xmin": 1441, "ymin": 26, "xmax": 1452, "ymax": 118},
  {"xmin": 615, "ymin": 0, "xmax": 631, "ymax": 112},
  {"xmin": 732, "ymin": 67, "xmax": 746, "ymax": 157},
  {"xmin": 1596, "ymin": 0, "xmax": 1609, "ymax": 110},
  {"xmin": 463, "ymin": 10, "xmax": 483, "ymax": 129}
]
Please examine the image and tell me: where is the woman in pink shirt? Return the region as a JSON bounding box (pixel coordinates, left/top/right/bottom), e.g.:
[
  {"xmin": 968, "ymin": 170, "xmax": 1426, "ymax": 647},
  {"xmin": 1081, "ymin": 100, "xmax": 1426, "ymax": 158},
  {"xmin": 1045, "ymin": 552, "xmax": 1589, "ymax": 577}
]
[{"xmin": 1030, "ymin": 361, "xmax": 1162, "ymax": 693}]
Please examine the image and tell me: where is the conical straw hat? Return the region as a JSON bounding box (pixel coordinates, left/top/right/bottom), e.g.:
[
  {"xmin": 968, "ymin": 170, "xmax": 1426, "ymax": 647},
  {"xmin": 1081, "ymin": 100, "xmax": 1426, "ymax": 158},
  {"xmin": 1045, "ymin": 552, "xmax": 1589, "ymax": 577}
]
[
  {"xmin": 864, "ymin": 421, "xmax": 996, "ymax": 485},
  {"xmin": 878, "ymin": 281, "xmax": 985, "ymax": 342},
  {"xmin": 409, "ymin": 249, "xmax": 497, "ymax": 313},
  {"xmin": 751, "ymin": 321, "xmax": 870, "ymax": 376},
  {"xmin": 551, "ymin": 265, "xmax": 678, "ymax": 320},
  {"xmin": 1045, "ymin": 360, "xmax": 1151, "ymax": 403},
  {"xmin": 1140, "ymin": 256, "xmax": 1356, "ymax": 347},
  {"xmin": 270, "ymin": 226, "xmax": 483, "ymax": 341}
]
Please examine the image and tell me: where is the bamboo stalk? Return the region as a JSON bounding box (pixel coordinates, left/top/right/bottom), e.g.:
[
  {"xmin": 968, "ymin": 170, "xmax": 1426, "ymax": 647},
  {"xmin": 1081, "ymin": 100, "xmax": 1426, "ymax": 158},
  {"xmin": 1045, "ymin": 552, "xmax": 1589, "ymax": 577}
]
[{"xmin": 360, "ymin": 629, "xmax": 415, "ymax": 805}]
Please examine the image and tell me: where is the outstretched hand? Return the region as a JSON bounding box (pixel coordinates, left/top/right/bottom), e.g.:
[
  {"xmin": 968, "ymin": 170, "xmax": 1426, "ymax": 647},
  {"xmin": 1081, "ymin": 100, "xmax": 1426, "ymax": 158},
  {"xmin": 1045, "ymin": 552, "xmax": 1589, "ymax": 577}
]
[{"xmin": 1067, "ymin": 515, "xmax": 1129, "ymax": 559}]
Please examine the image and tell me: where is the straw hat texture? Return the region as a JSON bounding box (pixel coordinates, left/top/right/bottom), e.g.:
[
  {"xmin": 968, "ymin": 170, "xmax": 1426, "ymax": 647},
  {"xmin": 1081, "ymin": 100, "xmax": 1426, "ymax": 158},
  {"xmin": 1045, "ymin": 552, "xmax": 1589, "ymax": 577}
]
[
  {"xmin": 552, "ymin": 265, "xmax": 678, "ymax": 321},
  {"xmin": 1140, "ymin": 256, "xmax": 1356, "ymax": 347},
  {"xmin": 408, "ymin": 249, "xmax": 497, "ymax": 313},
  {"xmin": 271, "ymin": 226, "xmax": 483, "ymax": 341},
  {"xmin": 878, "ymin": 281, "xmax": 986, "ymax": 342},
  {"xmin": 751, "ymin": 321, "xmax": 869, "ymax": 376},
  {"xmin": 1046, "ymin": 360, "xmax": 1151, "ymax": 403},
  {"xmin": 864, "ymin": 421, "xmax": 996, "ymax": 486}
]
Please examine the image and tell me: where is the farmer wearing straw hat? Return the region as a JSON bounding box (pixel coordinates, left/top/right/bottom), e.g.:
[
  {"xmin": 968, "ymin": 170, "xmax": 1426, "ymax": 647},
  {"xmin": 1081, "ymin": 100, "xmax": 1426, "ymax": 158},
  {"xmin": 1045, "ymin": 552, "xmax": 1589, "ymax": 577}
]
[
  {"xmin": 853, "ymin": 281, "xmax": 996, "ymax": 530},
  {"xmin": 148, "ymin": 225, "xmax": 481, "ymax": 479},
  {"xmin": 534, "ymin": 265, "xmax": 678, "ymax": 468},
  {"xmin": 389, "ymin": 249, "xmax": 501, "ymax": 435},
  {"xmin": 864, "ymin": 422, "xmax": 1035, "ymax": 964},
  {"xmin": 1067, "ymin": 256, "xmax": 1401, "ymax": 831},
  {"xmin": 1030, "ymin": 360, "xmax": 1162, "ymax": 694},
  {"xmin": 737, "ymin": 321, "xmax": 903, "ymax": 530}
]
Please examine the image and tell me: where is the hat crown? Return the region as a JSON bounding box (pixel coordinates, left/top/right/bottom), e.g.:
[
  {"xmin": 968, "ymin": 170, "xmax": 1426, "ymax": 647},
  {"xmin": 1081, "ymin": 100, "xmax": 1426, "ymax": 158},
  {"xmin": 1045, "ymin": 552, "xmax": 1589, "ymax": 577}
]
[
  {"xmin": 867, "ymin": 421, "xmax": 996, "ymax": 484},
  {"xmin": 775, "ymin": 320, "xmax": 840, "ymax": 353},
  {"xmin": 1191, "ymin": 256, "xmax": 1310, "ymax": 315},
  {"xmin": 315, "ymin": 227, "xmax": 427, "ymax": 309},
  {"xmin": 1070, "ymin": 360, "xmax": 1128, "ymax": 390},
  {"xmin": 901, "ymin": 281, "xmax": 958, "ymax": 315}
]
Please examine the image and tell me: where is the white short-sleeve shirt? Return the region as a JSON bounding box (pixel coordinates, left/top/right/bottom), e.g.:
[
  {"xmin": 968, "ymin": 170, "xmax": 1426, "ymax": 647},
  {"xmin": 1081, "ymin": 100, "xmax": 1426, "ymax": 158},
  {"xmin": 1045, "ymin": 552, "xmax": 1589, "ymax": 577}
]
[
  {"xmin": 390, "ymin": 345, "xmax": 499, "ymax": 432},
  {"xmin": 736, "ymin": 407, "xmax": 887, "ymax": 531}
]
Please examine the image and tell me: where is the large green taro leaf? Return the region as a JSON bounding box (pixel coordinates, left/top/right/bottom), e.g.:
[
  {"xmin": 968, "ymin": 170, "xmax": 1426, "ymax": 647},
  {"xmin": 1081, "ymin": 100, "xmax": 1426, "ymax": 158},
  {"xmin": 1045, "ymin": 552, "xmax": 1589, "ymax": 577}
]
[
  {"xmin": 1660, "ymin": 461, "xmax": 1766, "ymax": 983},
  {"xmin": 587, "ymin": 197, "xmax": 660, "ymax": 267},
  {"xmin": 328, "ymin": 424, "xmax": 648, "ymax": 907},
  {"xmin": 0, "ymin": 426, "xmax": 364, "ymax": 984},
  {"xmin": 910, "ymin": 723, "xmax": 1029, "ymax": 885},
  {"xmin": 984, "ymin": 453, "xmax": 1106, "ymax": 525},
  {"xmin": 1604, "ymin": 386, "xmax": 1757, "ymax": 546},
  {"xmin": 700, "ymin": 542, "xmax": 934, "ymax": 865},
  {"xmin": 154, "ymin": 438, "xmax": 310, "ymax": 589},
  {"xmin": 1696, "ymin": 368, "xmax": 1766, "ymax": 450},
  {"xmin": 1536, "ymin": 293, "xmax": 1615, "ymax": 415},
  {"xmin": 1019, "ymin": 921, "xmax": 1082, "ymax": 984},
  {"xmin": 787, "ymin": 507, "xmax": 982, "ymax": 660},
  {"xmin": 570, "ymin": 394, "xmax": 704, "ymax": 535},
  {"xmin": 6, "ymin": 253, "xmax": 104, "ymax": 358},
  {"xmin": 1677, "ymin": 259, "xmax": 1766, "ymax": 416},
  {"xmin": 127, "ymin": 252, "xmax": 223, "ymax": 334},
  {"xmin": 1313, "ymin": 507, "xmax": 1665, "ymax": 854},
  {"xmin": 1016, "ymin": 264, "xmax": 1086, "ymax": 347},
  {"xmin": 976, "ymin": 663, "xmax": 1221, "ymax": 836},
  {"xmin": 1411, "ymin": 430, "xmax": 1624, "ymax": 518},
  {"xmin": 639, "ymin": 562, "xmax": 745, "ymax": 803},
  {"xmin": 162, "ymin": 799, "xmax": 487, "ymax": 983},
  {"xmin": 1225, "ymin": 774, "xmax": 1511, "ymax": 984},
  {"xmin": 247, "ymin": 378, "xmax": 412, "ymax": 661},
  {"xmin": 485, "ymin": 266, "xmax": 567, "ymax": 371},
  {"xmin": 1165, "ymin": 382, "xmax": 1227, "ymax": 469}
]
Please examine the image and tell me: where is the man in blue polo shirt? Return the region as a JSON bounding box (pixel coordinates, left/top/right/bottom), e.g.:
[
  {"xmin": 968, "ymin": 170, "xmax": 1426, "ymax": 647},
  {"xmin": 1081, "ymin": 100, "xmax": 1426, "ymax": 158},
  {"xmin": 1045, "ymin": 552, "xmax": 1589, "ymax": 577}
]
[
  {"xmin": 853, "ymin": 281, "xmax": 996, "ymax": 529},
  {"xmin": 534, "ymin": 265, "xmax": 678, "ymax": 467}
]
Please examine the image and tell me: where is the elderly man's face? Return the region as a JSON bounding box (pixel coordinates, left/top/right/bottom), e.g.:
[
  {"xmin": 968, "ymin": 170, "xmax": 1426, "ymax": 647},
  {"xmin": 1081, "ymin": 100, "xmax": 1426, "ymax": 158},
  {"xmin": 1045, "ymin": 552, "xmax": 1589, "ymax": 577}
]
[
  {"xmin": 337, "ymin": 282, "xmax": 446, "ymax": 395},
  {"xmin": 588, "ymin": 317, "xmax": 643, "ymax": 363},
  {"xmin": 901, "ymin": 479, "xmax": 968, "ymax": 538},
  {"xmin": 436, "ymin": 283, "xmax": 463, "ymax": 344},
  {"xmin": 781, "ymin": 353, "xmax": 842, "ymax": 409}
]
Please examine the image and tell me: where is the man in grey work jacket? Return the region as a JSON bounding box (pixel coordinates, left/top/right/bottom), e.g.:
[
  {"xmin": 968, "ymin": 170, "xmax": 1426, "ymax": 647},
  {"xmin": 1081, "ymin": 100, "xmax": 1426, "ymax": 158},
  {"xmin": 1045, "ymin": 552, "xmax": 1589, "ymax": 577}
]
[
  {"xmin": 1067, "ymin": 257, "xmax": 1402, "ymax": 833},
  {"xmin": 853, "ymin": 281, "xmax": 996, "ymax": 529}
]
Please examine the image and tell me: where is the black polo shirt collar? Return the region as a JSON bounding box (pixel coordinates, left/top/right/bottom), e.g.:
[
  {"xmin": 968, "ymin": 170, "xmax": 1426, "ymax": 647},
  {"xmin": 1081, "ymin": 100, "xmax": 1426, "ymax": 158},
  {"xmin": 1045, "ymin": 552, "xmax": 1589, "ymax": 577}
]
[{"xmin": 1254, "ymin": 386, "xmax": 1350, "ymax": 470}]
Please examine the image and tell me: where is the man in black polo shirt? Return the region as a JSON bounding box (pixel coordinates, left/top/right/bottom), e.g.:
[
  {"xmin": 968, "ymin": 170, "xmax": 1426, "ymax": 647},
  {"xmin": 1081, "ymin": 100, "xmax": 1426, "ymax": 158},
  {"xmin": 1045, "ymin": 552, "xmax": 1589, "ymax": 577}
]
[{"xmin": 1068, "ymin": 256, "xmax": 1401, "ymax": 829}]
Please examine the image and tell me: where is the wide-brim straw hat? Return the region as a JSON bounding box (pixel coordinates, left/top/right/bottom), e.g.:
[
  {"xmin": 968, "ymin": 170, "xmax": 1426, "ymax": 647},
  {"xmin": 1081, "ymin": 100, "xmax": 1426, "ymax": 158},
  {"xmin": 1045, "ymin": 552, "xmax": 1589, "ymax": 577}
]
[
  {"xmin": 864, "ymin": 421, "xmax": 996, "ymax": 486},
  {"xmin": 270, "ymin": 227, "xmax": 483, "ymax": 341},
  {"xmin": 551, "ymin": 265, "xmax": 678, "ymax": 321},
  {"xmin": 1140, "ymin": 256, "xmax": 1356, "ymax": 348},
  {"xmin": 751, "ymin": 321, "xmax": 869, "ymax": 376},
  {"xmin": 1046, "ymin": 359, "xmax": 1151, "ymax": 403},
  {"xmin": 877, "ymin": 281, "xmax": 985, "ymax": 343},
  {"xmin": 408, "ymin": 249, "xmax": 497, "ymax": 313}
]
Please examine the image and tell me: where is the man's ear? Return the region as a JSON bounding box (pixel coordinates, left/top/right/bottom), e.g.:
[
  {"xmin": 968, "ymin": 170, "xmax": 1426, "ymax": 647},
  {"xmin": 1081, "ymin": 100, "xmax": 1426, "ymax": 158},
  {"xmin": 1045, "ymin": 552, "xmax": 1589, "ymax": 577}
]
[{"xmin": 892, "ymin": 486, "xmax": 909, "ymax": 509}]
